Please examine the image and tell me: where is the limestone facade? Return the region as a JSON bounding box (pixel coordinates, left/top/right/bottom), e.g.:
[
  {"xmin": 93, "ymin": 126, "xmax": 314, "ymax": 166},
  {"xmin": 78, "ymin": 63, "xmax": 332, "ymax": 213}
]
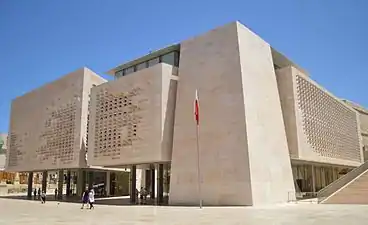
[
  {"xmin": 87, "ymin": 63, "xmax": 177, "ymax": 166},
  {"xmin": 6, "ymin": 68, "xmax": 106, "ymax": 172},
  {"xmin": 276, "ymin": 66, "xmax": 363, "ymax": 166},
  {"xmin": 168, "ymin": 22, "xmax": 295, "ymax": 206},
  {"xmin": 342, "ymin": 100, "xmax": 368, "ymax": 161}
]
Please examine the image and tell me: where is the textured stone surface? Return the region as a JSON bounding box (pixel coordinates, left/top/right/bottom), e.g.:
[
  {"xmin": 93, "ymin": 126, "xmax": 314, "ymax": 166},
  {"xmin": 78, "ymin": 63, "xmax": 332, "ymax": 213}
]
[
  {"xmin": 87, "ymin": 63, "xmax": 177, "ymax": 166},
  {"xmin": 170, "ymin": 22, "xmax": 294, "ymax": 206},
  {"xmin": 2, "ymin": 199, "xmax": 368, "ymax": 224},
  {"xmin": 276, "ymin": 66, "xmax": 363, "ymax": 166},
  {"xmin": 342, "ymin": 100, "xmax": 368, "ymax": 160},
  {"xmin": 237, "ymin": 22, "xmax": 295, "ymax": 205},
  {"xmin": 6, "ymin": 68, "xmax": 106, "ymax": 171}
]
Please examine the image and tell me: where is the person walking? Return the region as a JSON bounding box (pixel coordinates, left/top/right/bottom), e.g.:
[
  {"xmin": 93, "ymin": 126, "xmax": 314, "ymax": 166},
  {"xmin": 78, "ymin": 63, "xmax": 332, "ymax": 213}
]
[
  {"xmin": 33, "ymin": 189, "xmax": 37, "ymax": 200},
  {"xmin": 37, "ymin": 188, "xmax": 41, "ymax": 200},
  {"xmin": 88, "ymin": 188, "xmax": 95, "ymax": 209},
  {"xmin": 81, "ymin": 188, "xmax": 89, "ymax": 209},
  {"xmin": 40, "ymin": 191, "xmax": 46, "ymax": 204},
  {"xmin": 54, "ymin": 188, "xmax": 58, "ymax": 200},
  {"xmin": 140, "ymin": 187, "xmax": 148, "ymax": 204}
]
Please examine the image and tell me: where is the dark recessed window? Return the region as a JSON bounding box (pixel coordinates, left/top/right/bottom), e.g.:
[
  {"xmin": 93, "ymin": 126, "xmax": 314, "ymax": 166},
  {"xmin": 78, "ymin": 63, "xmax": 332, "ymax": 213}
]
[{"xmin": 148, "ymin": 57, "xmax": 159, "ymax": 67}]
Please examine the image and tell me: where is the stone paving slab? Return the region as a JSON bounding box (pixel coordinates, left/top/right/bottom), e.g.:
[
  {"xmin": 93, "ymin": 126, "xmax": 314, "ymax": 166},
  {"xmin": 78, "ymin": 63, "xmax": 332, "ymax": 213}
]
[{"xmin": 0, "ymin": 199, "xmax": 368, "ymax": 224}]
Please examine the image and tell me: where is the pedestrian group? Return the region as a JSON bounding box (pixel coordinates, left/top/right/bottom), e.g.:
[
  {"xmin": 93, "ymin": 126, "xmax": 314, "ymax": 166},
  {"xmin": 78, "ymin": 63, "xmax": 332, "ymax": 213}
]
[{"xmin": 81, "ymin": 188, "xmax": 95, "ymax": 209}]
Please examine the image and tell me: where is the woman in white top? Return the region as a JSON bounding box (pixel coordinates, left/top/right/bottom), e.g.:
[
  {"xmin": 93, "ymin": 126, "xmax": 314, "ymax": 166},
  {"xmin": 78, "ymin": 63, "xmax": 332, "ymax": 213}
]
[{"xmin": 88, "ymin": 189, "xmax": 95, "ymax": 209}]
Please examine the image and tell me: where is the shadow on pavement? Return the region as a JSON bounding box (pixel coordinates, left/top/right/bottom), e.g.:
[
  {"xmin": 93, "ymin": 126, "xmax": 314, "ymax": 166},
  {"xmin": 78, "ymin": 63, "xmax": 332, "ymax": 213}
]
[{"xmin": 0, "ymin": 194, "xmax": 169, "ymax": 206}]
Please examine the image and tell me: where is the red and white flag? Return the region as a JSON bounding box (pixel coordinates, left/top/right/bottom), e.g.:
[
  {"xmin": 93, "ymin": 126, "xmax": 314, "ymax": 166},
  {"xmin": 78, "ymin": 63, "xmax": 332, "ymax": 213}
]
[{"xmin": 194, "ymin": 89, "xmax": 199, "ymax": 125}]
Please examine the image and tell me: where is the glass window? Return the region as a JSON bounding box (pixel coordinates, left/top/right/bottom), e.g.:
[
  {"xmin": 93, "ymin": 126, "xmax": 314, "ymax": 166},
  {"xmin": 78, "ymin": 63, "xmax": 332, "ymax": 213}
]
[
  {"xmin": 148, "ymin": 57, "xmax": 159, "ymax": 67},
  {"xmin": 115, "ymin": 70, "xmax": 123, "ymax": 78},
  {"xmin": 124, "ymin": 66, "xmax": 135, "ymax": 75},
  {"xmin": 161, "ymin": 52, "xmax": 175, "ymax": 66},
  {"xmin": 174, "ymin": 51, "xmax": 180, "ymax": 66},
  {"xmin": 136, "ymin": 62, "xmax": 147, "ymax": 71}
]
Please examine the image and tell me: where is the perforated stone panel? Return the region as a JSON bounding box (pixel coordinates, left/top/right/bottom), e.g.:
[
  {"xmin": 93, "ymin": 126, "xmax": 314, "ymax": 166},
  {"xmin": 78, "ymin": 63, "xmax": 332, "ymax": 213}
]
[
  {"xmin": 36, "ymin": 102, "xmax": 77, "ymax": 166},
  {"xmin": 342, "ymin": 100, "xmax": 368, "ymax": 136},
  {"xmin": 92, "ymin": 87, "xmax": 142, "ymax": 160},
  {"xmin": 6, "ymin": 68, "xmax": 106, "ymax": 172},
  {"xmin": 296, "ymin": 75, "xmax": 361, "ymax": 162},
  {"xmin": 88, "ymin": 63, "xmax": 176, "ymax": 166}
]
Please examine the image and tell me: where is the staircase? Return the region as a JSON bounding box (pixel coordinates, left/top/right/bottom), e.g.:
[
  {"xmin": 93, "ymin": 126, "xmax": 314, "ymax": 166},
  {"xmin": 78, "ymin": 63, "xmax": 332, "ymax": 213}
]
[{"xmin": 317, "ymin": 160, "xmax": 368, "ymax": 204}]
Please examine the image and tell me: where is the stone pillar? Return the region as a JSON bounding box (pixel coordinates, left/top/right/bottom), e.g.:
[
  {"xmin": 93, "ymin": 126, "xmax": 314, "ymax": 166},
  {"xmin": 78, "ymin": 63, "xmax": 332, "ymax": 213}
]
[
  {"xmin": 88, "ymin": 171, "xmax": 94, "ymax": 189},
  {"xmin": 332, "ymin": 167, "xmax": 337, "ymax": 181},
  {"xmin": 130, "ymin": 165, "xmax": 136, "ymax": 203},
  {"xmin": 77, "ymin": 169, "xmax": 86, "ymax": 196},
  {"xmin": 312, "ymin": 165, "xmax": 316, "ymax": 193},
  {"xmin": 136, "ymin": 168, "xmax": 143, "ymax": 190},
  {"xmin": 66, "ymin": 171, "xmax": 71, "ymax": 196},
  {"xmin": 105, "ymin": 171, "xmax": 111, "ymax": 196},
  {"xmin": 14, "ymin": 173, "xmax": 20, "ymax": 185},
  {"xmin": 150, "ymin": 165, "xmax": 156, "ymax": 199},
  {"xmin": 57, "ymin": 170, "xmax": 63, "ymax": 200},
  {"xmin": 41, "ymin": 171, "xmax": 47, "ymax": 193},
  {"xmin": 157, "ymin": 164, "xmax": 164, "ymax": 204},
  {"xmin": 27, "ymin": 172, "xmax": 33, "ymax": 199}
]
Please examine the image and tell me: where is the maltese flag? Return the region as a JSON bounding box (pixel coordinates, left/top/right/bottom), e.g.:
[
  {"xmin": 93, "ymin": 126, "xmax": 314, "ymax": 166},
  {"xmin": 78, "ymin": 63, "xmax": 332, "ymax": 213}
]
[{"xmin": 194, "ymin": 90, "xmax": 199, "ymax": 125}]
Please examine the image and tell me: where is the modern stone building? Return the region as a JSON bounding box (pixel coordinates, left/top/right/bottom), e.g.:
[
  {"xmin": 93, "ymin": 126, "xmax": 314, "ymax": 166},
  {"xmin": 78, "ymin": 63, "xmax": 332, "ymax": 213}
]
[
  {"xmin": 0, "ymin": 134, "xmax": 21, "ymax": 187},
  {"xmin": 88, "ymin": 21, "xmax": 363, "ymax": 205},
  {"xmin": 5, "ymin": 21, "xmax": 364, "ymax": 206},
  {"xmin": 6, "ymin": 68, "xmax": 109, "ymax": 196},
  {"xmin": 0, "ymin": 133, "xmax": 6, "ymax": 170}
]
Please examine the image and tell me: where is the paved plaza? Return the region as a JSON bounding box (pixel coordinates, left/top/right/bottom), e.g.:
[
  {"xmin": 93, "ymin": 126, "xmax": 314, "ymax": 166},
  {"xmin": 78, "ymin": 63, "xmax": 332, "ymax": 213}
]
[{"xmin": 1, "ymin": 199, "xmax": 368, "ymax": 224}]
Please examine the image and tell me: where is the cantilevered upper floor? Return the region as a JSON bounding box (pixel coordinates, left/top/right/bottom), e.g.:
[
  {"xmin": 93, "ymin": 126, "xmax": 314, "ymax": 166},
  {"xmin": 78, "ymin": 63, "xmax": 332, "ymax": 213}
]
[
  {"xmin": 107, "ymin": 44, "xmax": 180, "ymax": 79},
  {"xmin": 106, "ymin": 21, "xmax": 307, "ymax": 80}
]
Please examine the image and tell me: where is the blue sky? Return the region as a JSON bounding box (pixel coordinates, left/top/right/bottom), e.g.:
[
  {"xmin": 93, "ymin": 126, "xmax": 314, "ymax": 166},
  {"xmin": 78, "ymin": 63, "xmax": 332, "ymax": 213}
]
[{"xmin": 0, "ymin": 0, "xmax": 367, "ymax": 133}]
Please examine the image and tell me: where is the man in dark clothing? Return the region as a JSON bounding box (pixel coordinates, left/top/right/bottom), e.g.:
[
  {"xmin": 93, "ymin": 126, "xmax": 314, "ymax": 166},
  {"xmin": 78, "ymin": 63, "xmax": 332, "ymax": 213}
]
[
  {"xmin": 37, "ymin": 188, "xmax": 41, "ymax": 200},
  {"xmin": 81, "ymin": 188, "xmax": 89, "ymax": 209}
]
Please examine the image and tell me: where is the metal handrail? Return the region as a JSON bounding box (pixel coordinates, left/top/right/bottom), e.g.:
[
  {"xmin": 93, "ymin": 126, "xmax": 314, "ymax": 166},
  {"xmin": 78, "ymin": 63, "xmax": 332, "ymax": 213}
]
[{"xmin": 317, "ymin": 160, "xmax": 368, "ymax": 202}]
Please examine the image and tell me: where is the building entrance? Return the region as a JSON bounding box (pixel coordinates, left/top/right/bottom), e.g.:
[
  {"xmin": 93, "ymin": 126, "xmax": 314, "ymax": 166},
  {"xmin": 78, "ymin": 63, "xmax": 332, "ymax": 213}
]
[
  {"xmin": 131, "ymin": 163, "xmax": 170, "ymax": 205},
  {"xmin": 291, "ymin": 162, "xmax": 353, "ymax": 196}
]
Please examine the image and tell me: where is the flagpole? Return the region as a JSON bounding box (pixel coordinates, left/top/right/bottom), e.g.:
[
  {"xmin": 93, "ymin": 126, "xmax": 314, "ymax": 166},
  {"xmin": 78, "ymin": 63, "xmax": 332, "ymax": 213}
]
[
  {"xmin": 195, "ymin": 89, "xmax": 202, "ymax": 209},
  {"xmin": 196, "ymin": 122, "xmax": 202, "ymax": 209}
]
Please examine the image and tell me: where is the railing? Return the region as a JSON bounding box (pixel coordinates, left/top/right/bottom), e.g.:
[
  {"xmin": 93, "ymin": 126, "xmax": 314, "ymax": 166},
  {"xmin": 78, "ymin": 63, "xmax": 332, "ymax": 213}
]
[{"xmin": 317, "ymin": 160, "xmax": 368, "ymax": 203}]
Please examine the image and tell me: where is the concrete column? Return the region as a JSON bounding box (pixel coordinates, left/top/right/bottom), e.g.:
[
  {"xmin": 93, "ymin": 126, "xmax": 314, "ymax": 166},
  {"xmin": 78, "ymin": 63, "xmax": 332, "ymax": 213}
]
[
  {"xmin": 77, "ymin": 169, "xmax": 86, "ymax": 196},
  {"xmin": 66, "ymin": 171, "xmax": 71, "ymax": 196},
  {"xmin": 157, "ymin": 164, "xmax": 164, "ymax": 204},
  {"xmin": 27, "ymin": 172, "xmax": 33, "ymax": 199},
  {"xmin": 41, "ymin": 171, "xmax": 47, "ymax": 193},
  {"xmin": 130, "ymin": 165, "xmax": 136, "ymax": 203},
  {"xmin": 136, "ymin": 168, "xmax": 143, "ymax": 190},
  {"xmin": 332, "ymin": 167, "xmax": 337, "ymax": 181},
  {"xmin": 57, "ymin": 170, "xmax": 63, "ymax": 200},
  {"xmin": 105, "ymin": 171, "xmax": 111, "ymax": 196},
  {"xmin": 150, "ymin": 165, "xmax": 156, "ymax": 199},
  {"xmin": 88, "ymin": 171, "xmax": 94, "ymax": 189},
  {"xmin": 14, "ymin": 173, "xmax": 20, "ymax": 185},
  {"xmin": 312, "ymin": 165, "xmax": 316, "ymax": 193}
]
